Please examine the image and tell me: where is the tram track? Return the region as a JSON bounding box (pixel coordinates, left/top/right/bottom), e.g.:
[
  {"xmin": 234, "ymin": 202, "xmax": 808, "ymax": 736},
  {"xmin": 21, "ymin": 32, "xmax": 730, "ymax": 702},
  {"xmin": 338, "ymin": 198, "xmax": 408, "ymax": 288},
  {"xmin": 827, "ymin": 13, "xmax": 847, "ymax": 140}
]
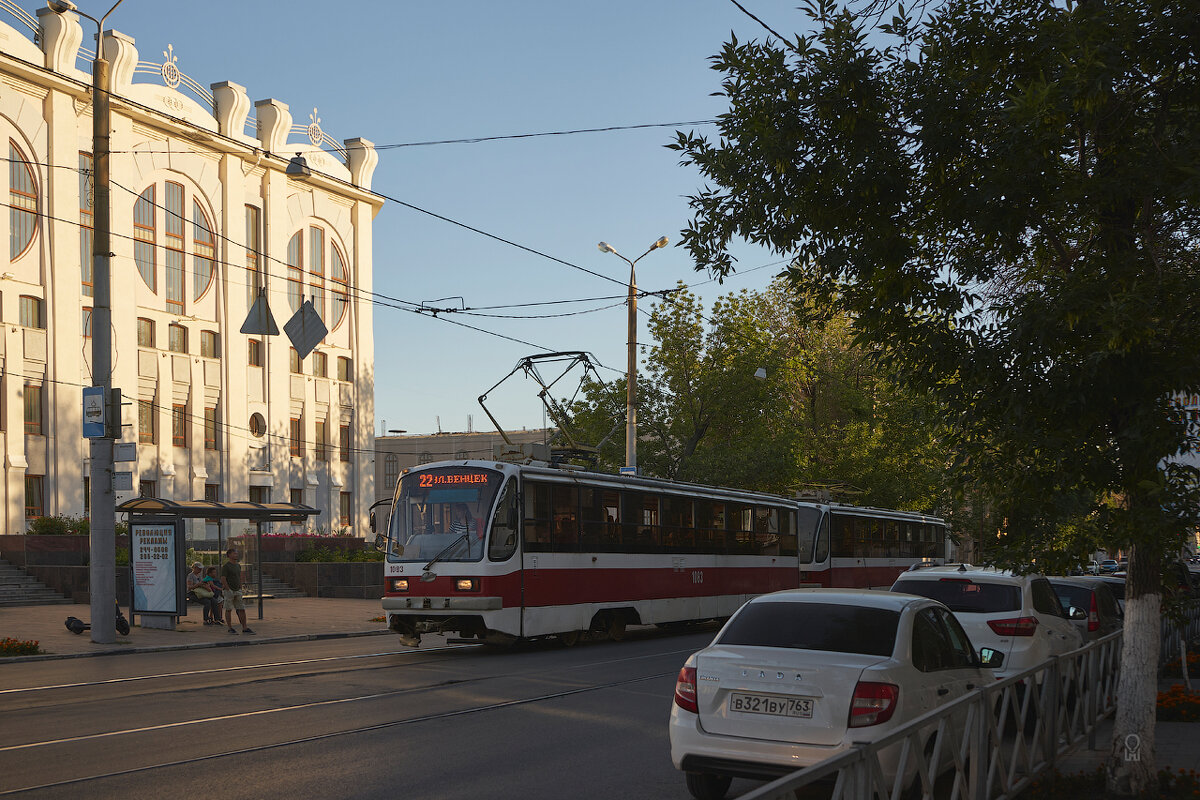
[
  {"xmin": 0, "ymin": 667, "xmax": 676, "ymax": 797},
  {"xmin": 0, "ymin": 643, "xmax": 476, "ymax": 696}
]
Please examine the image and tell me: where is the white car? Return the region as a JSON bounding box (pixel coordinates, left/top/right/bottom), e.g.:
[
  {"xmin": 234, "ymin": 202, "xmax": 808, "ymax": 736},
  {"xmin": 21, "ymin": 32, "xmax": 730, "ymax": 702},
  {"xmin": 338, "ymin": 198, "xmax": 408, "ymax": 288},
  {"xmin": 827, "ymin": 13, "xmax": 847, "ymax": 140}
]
[
  {"xmin": 890, "ymin": 565, "xmax": 1084, "ymax": 681},
  {"xmin": 669, "ymin": 589, "xmax": 1000, "ymax": 800}
]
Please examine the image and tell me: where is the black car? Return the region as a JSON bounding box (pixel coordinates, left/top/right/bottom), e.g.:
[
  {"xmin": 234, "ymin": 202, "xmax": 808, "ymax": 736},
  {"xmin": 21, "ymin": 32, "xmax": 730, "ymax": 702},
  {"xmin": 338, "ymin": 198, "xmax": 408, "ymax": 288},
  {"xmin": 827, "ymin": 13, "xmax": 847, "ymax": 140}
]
[{"xmin": 1049, "ymin": 577, "xmax": 1123, "ymax": 641}]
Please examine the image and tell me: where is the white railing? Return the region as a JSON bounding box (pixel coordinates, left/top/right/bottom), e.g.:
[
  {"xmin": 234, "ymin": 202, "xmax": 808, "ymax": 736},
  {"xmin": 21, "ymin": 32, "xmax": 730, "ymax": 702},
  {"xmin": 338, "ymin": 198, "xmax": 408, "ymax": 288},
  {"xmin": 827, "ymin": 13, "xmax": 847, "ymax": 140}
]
[
  {"xmin": 740, "ymin": 633, "xmax": 1123, "ymax": 800},
  {"xmin": 739, "ymin": 600, "xmax": 1200, "ymax": 800}
]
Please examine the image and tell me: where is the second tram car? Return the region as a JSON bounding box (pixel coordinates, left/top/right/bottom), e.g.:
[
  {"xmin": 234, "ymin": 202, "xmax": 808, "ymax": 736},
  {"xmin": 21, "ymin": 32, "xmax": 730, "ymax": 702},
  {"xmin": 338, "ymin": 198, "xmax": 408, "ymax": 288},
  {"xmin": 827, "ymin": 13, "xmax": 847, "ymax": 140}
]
[{"xmin": 374, "ymin": 460, "xmax": 947, "ymax": 646}]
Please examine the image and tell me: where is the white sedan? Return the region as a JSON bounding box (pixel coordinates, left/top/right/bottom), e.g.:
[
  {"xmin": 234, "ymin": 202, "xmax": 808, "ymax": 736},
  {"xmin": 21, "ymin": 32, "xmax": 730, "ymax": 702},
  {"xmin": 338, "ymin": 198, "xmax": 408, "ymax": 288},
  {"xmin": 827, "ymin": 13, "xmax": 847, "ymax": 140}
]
[{"xmin": 669, "ymin": 589, "xmax": 1000, "ymax": 800}]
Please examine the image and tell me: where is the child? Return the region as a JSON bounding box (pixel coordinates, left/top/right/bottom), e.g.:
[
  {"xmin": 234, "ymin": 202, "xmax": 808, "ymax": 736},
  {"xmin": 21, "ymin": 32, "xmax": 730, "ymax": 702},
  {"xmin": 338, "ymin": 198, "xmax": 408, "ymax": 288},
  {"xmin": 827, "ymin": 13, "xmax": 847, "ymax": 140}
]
[{"xmin": 203, "ymin": 566, "xmax": 225, "ymax": 626}]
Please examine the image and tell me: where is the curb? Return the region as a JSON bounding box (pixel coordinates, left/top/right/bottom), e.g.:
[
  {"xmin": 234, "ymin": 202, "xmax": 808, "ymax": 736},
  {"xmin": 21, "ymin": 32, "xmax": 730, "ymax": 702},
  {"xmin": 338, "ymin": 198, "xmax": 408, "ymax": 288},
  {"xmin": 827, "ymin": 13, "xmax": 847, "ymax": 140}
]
[{"xmin": 2, "ymin": 628, "xmax": 392, "ymax": 664}]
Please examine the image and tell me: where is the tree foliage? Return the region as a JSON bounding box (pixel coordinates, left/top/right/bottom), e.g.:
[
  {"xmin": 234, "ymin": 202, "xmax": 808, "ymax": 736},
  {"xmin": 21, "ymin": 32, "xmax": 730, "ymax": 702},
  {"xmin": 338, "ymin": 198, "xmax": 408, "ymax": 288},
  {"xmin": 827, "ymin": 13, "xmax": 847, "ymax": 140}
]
[
  {"xmin": 672, "ymin": 0, "xmax": 1200, "ymax": 791},
  {"xmin": 569, "ymin": 280, "xmax": 953, "ymax": 512}
]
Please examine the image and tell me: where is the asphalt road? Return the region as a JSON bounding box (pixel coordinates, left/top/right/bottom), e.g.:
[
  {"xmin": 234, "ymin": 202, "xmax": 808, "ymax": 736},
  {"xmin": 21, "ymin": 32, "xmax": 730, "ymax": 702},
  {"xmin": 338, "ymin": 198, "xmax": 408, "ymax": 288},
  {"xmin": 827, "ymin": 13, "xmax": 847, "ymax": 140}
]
[{"xmin": 0, "ymin": 624, "xmax": 774, "ymax": 800}]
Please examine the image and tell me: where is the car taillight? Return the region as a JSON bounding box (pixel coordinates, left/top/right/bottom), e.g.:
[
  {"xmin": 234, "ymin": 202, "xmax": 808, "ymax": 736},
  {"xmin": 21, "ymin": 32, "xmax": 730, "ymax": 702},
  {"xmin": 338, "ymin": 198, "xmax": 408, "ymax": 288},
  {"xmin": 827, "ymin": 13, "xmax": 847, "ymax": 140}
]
[
  {"xmin": 987, "ymin": 616, "xmax": 1039, "ymax": 636},
  {"xmin": 674, "ymin": 666, "xmax": 698, "ymax": 713},
  {"xmin": 849, "ymin": 681, "xmax": 898, "ymax": 727},
  {"xmin": 1088, "ymin": 594, "xmax": 1099, "ymax": 632}
]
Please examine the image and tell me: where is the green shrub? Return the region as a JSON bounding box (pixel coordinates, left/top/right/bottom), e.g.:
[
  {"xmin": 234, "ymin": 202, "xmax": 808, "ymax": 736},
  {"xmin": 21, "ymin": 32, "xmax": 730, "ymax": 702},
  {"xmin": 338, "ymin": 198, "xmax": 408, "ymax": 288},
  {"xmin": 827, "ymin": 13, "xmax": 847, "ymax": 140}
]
[
  {"xmin": 27, "ymin": 515, "xmax": 91, "ymax": 535},
  {"xmin": 115, "ymin": 546, "xmax": 129, "ymax": 567},
  {"xmin": 295, "ymin": 546, "xmax": 383, "ymax": 562}
]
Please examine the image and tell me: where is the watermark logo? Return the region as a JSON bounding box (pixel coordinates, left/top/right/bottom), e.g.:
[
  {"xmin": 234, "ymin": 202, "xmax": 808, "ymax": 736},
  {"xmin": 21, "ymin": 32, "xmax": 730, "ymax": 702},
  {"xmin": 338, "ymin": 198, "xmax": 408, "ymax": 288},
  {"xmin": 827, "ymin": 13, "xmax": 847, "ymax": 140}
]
[{"xmin": 1123, "ymin": 734, "xmax": 1142, "ymax": 762}]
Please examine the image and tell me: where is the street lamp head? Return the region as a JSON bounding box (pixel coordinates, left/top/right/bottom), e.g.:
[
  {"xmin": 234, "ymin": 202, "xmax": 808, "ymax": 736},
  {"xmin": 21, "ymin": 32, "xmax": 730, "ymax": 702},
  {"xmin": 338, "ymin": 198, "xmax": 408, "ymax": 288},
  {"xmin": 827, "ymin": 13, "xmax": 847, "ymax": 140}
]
[
  {"xmin": 652, "ymin": 236, "xmax": 669, "ymax": 249},
  {"xmin": 46, "ymin": 0, "xmax": 77, "ymax": 12},
  {"xmin": 285, "ymin": 152, "xmax": 311, "ymax": 178},
  {"xmin": 597, "ymin": 242, "xmax": 616, "ymax": 254}
]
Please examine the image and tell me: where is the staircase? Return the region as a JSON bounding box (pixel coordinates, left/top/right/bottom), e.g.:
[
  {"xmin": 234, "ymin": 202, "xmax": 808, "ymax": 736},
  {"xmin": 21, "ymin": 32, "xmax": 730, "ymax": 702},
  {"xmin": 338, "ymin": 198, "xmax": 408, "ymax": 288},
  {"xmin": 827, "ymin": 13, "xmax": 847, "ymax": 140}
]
[
  {"xmin": 247, "ymin": 569, "xmax": 307, "ymax": 599},
  {"xmin": 0, "ymin": 558, "xmax": 72, "ymax": 607}
]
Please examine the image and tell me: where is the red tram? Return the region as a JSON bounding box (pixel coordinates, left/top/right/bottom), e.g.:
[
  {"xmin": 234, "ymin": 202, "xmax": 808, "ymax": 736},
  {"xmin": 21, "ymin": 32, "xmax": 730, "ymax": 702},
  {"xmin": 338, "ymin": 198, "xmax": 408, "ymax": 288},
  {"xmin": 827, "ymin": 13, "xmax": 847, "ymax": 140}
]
[{"xmin": 373, "ymin": 460, "xmax": 947, "ymax": 646}]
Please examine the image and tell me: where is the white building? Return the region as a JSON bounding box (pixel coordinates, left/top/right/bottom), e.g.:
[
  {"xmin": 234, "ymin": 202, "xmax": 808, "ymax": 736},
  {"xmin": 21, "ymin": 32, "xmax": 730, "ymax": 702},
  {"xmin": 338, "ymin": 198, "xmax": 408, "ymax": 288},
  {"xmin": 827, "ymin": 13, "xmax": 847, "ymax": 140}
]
[{"xmin": 0, "ymin": 8, "xmax": 379, "ymax": 539}]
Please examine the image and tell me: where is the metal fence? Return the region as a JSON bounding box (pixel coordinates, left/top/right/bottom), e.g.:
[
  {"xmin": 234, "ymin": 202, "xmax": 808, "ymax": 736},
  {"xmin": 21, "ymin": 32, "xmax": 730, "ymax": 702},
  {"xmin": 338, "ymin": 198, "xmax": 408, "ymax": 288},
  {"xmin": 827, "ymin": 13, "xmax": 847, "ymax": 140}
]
[
  {"xmin": 738, "ymin": 601, "xmax": 1200, "ymax": 800},
  {"xmin": 1161, "ymin": 599, "xmax": 1200, "ymax": 669}
]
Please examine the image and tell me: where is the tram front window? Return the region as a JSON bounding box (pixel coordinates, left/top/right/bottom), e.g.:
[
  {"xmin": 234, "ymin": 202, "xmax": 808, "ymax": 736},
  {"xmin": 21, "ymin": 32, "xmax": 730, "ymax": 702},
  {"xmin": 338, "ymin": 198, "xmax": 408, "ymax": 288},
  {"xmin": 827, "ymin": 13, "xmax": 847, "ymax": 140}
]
[{"xmin": 387, "ymin": 467, "xmax": 504, "ymax": 563}]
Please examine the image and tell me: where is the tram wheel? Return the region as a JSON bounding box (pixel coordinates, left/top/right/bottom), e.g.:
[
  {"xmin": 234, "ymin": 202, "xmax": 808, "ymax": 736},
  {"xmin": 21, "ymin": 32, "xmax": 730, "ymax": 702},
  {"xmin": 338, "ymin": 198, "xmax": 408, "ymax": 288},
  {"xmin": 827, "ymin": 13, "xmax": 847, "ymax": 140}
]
[
  {"xmin": 607, "ymin": 616, "xmax": 627, "ymax": 642},
  {"xmin": 557, "ymin": 630, "xmax": 581, "ymax": 647}
]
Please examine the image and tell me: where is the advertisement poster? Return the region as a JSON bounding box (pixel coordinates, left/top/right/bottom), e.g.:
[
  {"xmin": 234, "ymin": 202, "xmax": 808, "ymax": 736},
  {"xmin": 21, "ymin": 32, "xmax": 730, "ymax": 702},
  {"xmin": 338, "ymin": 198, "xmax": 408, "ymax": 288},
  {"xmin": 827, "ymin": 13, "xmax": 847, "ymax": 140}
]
[{"xmin": 131, "ymin": 523, "xmax": 182, "ymax": 614}]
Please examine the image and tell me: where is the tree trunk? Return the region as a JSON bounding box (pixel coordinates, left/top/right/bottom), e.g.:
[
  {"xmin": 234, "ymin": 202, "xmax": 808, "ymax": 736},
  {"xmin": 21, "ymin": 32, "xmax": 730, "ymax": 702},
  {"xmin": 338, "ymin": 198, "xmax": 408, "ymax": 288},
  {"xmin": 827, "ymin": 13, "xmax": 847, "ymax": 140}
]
[{"xmin": 1106, "ymin": 546, "xmax": 1161, "ymax": 797}]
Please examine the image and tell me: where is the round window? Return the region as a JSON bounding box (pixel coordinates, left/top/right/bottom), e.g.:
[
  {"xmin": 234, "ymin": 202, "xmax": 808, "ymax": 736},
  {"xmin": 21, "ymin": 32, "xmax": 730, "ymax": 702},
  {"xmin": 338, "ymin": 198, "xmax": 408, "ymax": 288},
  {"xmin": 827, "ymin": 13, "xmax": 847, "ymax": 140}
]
[{"xmin": 249, "ymin": 413, "xmax": 266, "ymax": 438}]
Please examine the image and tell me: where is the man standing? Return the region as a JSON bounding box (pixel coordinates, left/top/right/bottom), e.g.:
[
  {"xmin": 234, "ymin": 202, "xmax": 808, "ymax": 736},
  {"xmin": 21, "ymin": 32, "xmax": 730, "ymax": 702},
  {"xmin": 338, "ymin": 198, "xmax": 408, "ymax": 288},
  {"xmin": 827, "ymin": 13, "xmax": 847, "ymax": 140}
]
[{"xmin": 220, "ymin": 548, "xmax": 255, "ymax": 635}]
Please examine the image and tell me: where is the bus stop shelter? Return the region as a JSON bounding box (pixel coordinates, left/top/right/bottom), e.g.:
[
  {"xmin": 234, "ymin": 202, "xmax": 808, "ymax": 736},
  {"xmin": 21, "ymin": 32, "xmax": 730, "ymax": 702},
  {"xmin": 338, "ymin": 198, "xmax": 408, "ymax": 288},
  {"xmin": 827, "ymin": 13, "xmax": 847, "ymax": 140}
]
[{"xmin": 116, "ymin": 498, "xmax": 319, "ymax": 626}]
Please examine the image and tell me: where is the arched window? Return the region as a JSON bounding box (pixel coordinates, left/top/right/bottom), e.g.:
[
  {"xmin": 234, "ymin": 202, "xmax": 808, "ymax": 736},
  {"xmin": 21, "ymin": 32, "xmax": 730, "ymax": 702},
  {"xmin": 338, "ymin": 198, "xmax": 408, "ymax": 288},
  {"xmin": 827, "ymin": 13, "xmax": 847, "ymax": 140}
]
[
  {"xmin": 80, "ymin": 152, "xmax": 93, "ymax": 295},
  {"xmin": 330, "ymin": 243, "xmax": 348, "ymax": 330},
  {"xmin": 131, "ymin": 180, "xmax": 218, "ymax": 308},
  {"xmin": 133, "ymin": 186, "xmax": 156, "ymax": 289},
  {"xmin": 192, "ymin": 200, "xmax": 215, "ymax": 299},
  {"xmin": 289, "ymin": 224, "xmax": 348, "ymax": 329},
  {"xmin": 9, "ymin": 141, "xmax": 38, "ymax": 259}
]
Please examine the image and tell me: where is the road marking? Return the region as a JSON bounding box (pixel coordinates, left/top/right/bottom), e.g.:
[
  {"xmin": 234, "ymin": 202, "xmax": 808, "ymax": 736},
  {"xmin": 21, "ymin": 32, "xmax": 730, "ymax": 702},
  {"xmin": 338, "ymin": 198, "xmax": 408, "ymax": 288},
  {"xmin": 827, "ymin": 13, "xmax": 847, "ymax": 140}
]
[{"xmin": 0, "ymin": 644, "xmax": 472, "ymax": 695}]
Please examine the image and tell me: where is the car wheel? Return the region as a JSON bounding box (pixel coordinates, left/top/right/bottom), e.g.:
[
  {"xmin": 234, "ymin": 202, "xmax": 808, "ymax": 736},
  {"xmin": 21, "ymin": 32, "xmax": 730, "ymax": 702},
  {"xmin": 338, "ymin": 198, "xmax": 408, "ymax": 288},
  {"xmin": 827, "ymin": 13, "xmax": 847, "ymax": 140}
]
[
  {"xmin": 608, "ymin": 615, "xmax": 627, "ymax": 642},
  {"xmin": 685, "ymin": 772, "xmax": 732, "ymax": 800}
]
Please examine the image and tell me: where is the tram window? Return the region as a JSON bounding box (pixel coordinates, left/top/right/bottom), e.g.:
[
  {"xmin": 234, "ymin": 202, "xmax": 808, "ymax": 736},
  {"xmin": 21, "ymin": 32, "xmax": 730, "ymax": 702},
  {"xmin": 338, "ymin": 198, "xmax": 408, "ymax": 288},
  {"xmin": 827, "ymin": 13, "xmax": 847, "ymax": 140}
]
[
  {"xmin": 753, "ymin": 507, "xmax": 779, "ymax": 555},
  {"xmin": 723, "ymin": 502, "xmax": 748, "ymax": 554},
  {"xmin": 551, "ymin": 484, "xmax": 580, "ymax": 552},
  {"xmin": 621, "ymin": 491, "xmax": 661, "ymax": 552},
  {"xmin": 797, "ymin": 506, "xmax": 822, "ymax": 563},
  {"xmin": 695, "ymin": 500, "xmax": 726, "ymax": 554},
  {"xmin": 832, "ymin": 514, "xmax": 852, "ymax": 558},
  {"xmin": 523, "ymin": 481, "xmax": 553, "ymax": 552},
  {"xmin": 780, "ymin": 509, "xmax": 798, "ymax": 557},
  {"xmin": 814, "ymin": 512, "xmax": 829, "ymax": 562},
  {"xmin": 869, "ymin": 519, "xmax": 886, "ymax": 558},
  {"xmin": 663, "ymin": 494, "xmax": 694, "ymax": 552},
  {"xmin": 488, "ymin": 480, "xmax": 518, "ymax": 561},
  {"xmin": 581, "ymin": 488, "xmax": 620, "ymax": 551}
]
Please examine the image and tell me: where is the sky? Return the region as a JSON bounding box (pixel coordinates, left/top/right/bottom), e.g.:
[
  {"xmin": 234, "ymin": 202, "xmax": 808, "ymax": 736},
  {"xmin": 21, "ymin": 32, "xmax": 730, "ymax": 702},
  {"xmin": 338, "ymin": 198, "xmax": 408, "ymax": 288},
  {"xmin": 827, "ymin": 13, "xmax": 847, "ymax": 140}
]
[{"xmin": 22, "ymin": 0, "xmax": 808, "ymax": 436}]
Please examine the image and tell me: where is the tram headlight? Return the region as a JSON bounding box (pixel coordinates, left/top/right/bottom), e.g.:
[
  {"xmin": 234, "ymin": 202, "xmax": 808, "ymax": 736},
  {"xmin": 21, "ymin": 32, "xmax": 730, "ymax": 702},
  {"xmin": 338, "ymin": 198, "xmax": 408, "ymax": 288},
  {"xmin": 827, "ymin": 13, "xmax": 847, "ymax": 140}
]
[
  {"xmin": 390, "ymin": 578, "xmax": 409, "ymax": 592},
  {"xmin": 455, "ymin": 579, "xmax": 478, "ymax": 592}
]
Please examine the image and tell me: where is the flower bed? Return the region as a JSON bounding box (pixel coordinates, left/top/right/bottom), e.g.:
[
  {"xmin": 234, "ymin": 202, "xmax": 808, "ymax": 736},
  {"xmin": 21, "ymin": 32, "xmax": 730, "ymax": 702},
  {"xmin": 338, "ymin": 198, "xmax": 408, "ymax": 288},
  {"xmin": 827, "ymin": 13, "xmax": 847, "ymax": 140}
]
[
  {"xmin": 0, "ymin": 637, "xmax": 41, "ymax": 657},
  {"xmin": 1161, "ymin": 651, "xmax": 1200, "ymax": 678},
  {"xmin": 1157, "ymin": 685, "xmax": 1200, "ymax": 722}
]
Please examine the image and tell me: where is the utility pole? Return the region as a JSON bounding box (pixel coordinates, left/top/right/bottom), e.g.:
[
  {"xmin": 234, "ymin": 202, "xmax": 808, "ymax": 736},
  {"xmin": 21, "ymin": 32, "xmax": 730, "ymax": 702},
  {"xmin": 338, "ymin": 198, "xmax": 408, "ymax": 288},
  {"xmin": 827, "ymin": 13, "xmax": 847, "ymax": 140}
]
[
  {"xmin": 49, "ymin": 0, "xmax": 126, "ymax": 643},
  {"xmin": 597, "ymin": 236, "xmax": 668, "ymax": 473}
]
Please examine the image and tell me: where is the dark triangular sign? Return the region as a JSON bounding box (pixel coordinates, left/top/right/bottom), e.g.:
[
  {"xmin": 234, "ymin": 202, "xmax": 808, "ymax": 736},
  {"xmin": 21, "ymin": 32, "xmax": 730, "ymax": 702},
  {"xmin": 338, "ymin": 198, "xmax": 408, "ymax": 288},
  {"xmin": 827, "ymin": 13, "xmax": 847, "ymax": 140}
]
[
  {"xmin": 284, "ymin": 299, "xmax": 327, "ymax": 360},
  {"xmin": 240, "ymin": 290, "xmax": 279, "ymax": 336}
]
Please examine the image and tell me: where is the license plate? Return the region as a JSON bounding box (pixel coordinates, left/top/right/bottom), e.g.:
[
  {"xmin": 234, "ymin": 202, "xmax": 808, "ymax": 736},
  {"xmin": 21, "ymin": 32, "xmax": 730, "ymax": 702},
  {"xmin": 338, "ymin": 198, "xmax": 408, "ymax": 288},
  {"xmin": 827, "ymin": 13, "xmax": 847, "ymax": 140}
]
[{"xmin": 729, "ymin": 692, "xmax": 814, "ymax": 718}]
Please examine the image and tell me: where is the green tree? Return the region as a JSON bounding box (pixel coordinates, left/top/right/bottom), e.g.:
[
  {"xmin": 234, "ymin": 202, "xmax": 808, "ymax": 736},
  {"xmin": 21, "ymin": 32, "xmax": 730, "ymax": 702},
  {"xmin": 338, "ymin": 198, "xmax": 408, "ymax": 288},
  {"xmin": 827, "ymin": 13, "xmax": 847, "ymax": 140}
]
[
  {"xmin": 570, "ymin": 280, "xmax": 955, "ymax": 510},
  {"xmin": 672, "ymin": 0, "xmax": 1200, "ymax": 792}
]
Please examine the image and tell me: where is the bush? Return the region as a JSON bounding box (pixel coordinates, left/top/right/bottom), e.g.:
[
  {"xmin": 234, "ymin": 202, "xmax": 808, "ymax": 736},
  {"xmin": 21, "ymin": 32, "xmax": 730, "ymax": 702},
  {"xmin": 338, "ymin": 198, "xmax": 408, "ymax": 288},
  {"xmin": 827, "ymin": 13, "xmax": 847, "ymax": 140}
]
[
  {"xmin": 295, "ymin": 546, "xmax": 383, "ymax": 562},
  {"xmin": 1161, "ymin": 652, "xmax": 1200, "ymax": 678},
  {"xmin": 0, "ymin": 638, "xmax": 42, "ymax": 657},
  {"xmin": 115, "ymin": 546, "xmax": 129, "ymax": 567},
  {"xmin": 28, "ymin": 515, "xmax": 89, "ymax": 535}
]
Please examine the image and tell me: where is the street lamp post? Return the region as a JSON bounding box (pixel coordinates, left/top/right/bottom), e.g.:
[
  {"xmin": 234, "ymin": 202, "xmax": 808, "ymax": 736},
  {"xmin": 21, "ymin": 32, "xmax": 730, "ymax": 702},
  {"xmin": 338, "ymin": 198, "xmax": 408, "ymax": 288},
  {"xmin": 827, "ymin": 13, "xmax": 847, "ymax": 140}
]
[
  {"xmin": 597, "ymin": 236, "xmax": 668, "ymax": 473},
  {"xmin": 49, "ymin": 0, "xmax": 125, "ymax": 643}
]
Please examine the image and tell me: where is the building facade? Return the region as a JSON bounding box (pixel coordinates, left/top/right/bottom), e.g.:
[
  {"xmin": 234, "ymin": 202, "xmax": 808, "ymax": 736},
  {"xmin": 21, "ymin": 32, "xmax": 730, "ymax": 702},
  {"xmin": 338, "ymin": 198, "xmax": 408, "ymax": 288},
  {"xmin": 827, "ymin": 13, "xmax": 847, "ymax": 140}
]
[{"xmin": 0, "ymin": 9, "xmax": 379, "ymax": 539}]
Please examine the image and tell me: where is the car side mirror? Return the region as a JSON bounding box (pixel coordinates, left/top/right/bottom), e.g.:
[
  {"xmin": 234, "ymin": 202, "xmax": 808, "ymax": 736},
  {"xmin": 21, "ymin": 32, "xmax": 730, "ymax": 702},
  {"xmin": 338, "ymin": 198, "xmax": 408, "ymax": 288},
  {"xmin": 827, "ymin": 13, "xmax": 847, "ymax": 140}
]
[
  {"xmin": 979, "ymin": 648, "xmax": 1004, "ymax": 668},
  {"xmin": 369, "ymin": 510, "xmax": 377, "ymax": 533},
  {"xmin": 1068, "ymin": 607, "xmax": 1086, "ymax": 621}
]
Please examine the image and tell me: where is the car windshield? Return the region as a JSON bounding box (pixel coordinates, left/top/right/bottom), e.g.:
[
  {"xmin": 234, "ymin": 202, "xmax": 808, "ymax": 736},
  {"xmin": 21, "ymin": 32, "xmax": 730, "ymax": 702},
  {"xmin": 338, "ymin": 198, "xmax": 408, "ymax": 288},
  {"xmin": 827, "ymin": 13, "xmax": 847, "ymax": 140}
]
[
  {"xmin": 716, "ymin": 601, "xmax": 899, "ymax": 657},
  {"xmin": 385, "ymin": 467, "xmax": 504, "ymax": 563},
  {"xmin": 893, "ymin": 578, "xmax": 1021, "ymax": 613}
]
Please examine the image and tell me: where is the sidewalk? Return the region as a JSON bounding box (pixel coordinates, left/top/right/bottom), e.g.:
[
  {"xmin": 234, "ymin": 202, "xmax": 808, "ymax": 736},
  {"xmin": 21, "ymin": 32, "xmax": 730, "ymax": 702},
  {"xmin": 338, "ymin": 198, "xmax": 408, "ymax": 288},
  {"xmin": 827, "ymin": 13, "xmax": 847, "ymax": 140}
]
[
  {"xmin": 0, "ymin": 597, "xmax": 390, "ymax": 662},
  {"xmin": 1055, "ymin": 678, "xmax": 1200, "ymax": 775}
]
